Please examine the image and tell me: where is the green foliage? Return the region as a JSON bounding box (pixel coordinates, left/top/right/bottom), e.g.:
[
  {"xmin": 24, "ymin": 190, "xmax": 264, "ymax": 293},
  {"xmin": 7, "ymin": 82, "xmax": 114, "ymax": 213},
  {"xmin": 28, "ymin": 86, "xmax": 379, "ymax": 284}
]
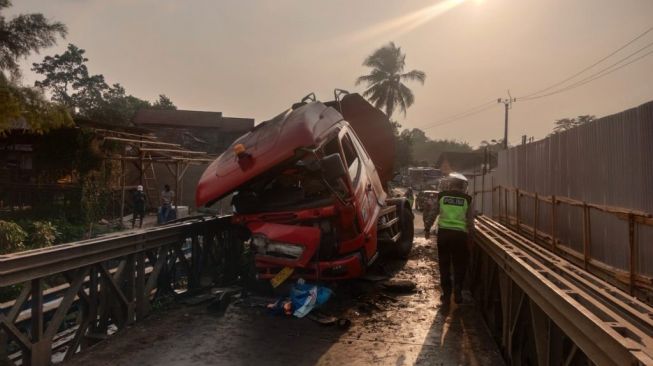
[
  {"xmin": 0, "ymin": 220, "xmax": 27, "ymax": 254},
  {"xmin": 395, "ymin": 128, "xmax": 413, "ymax": 168},
  {"xmin": 403, "ymin": 128, "xmax": 472, "ymax": 166},
  {"xmin": 0, "ymin": 0, "xmax": 67, "ymax": 78},
  {"xmin": 356, "ymin": 42, "xmax": 425, "ymax": 118},
  {"xmin": 27, "ymin": 221, "xmax": 58, "ymax": 248},
  {"xmin": 32, "ymin": 44, "xmax": 108, "ymax": 111},
  {"xmin": 50, "ymin": 218, "xmax": 86, "ymax": 243},
  {"xmin": 0, "ymin": 72, "xmax": 73, "ymax": 134},
  {"xmin": 478, "ymin": 138, "xmax": 505, "ymax": 152},
  {"xmin": 80, "ymin": 170, "xmax": 110, "ymax": 225},
  {"xmin": 152, "ymin": 94, "xmax": 176, "ymax": 110},
  {"xmin": 32, "ymin": 44, "xmax": 176, "ymax": 125},
  {"xmin": 86, "ymin": 83, "xmax": 151, "ymax": 125},
  {"xmin": 552, "ymin": 115, "xmax": 596, "ymax": 134}
]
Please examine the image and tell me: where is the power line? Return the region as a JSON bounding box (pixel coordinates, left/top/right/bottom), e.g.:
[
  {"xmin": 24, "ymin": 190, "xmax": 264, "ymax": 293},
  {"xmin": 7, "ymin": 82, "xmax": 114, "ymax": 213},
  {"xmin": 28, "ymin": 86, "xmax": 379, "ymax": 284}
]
[
  {"xmin": 419, "ymin": 25, "xmax": 653, "ymax": 132},
  {"xmin": 519, "ymin": 25, "xmax": 653, "ymax": 99},
  {"xmin": 415, "ymin": 99, "xmax": 495, "ymax": 130},
  {"xmin": 421, "ymin": 102, "xmax": 498, "ymax": 130},
  {"xmin": 520, "ymin": 41, "xmax": 653, "ymax": 101}
]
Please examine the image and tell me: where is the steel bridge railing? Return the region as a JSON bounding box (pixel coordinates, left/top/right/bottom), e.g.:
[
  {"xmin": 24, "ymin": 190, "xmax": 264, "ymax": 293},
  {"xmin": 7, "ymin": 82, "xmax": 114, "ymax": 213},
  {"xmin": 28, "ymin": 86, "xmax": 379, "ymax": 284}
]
[
  {"xmin": 472, "ymin": 215, "xmax": 653, "ymax": 366},
  {"xmin": 0, "ymin": 215, "xmax": 239, "ymax": 366}
]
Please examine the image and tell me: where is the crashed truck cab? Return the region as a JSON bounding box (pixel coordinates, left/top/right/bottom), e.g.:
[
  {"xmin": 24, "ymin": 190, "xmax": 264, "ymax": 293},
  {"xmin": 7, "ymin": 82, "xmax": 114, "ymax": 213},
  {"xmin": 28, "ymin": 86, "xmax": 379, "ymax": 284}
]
[{"xmin": 196, "ymin": 92, "xmax": 414, "ymax": 281}]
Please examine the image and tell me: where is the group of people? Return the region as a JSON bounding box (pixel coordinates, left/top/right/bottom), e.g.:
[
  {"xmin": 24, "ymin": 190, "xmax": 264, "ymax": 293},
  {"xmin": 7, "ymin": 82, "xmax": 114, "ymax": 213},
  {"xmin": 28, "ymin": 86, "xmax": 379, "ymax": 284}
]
[
  {"xmin": 407, "ymin": 172, "xmax": 473, "ymax": 305},
  {"xmin": 131, "ymin": 184, "xmax": 176, "ymax": 228}
]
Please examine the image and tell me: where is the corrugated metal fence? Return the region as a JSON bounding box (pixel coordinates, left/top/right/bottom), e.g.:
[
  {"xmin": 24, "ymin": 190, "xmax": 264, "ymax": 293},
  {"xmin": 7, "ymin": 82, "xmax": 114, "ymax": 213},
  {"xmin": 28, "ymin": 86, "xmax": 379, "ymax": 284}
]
[{"xmin": 471, "ymin": 100, "xmax": 653, "ymax": 297}]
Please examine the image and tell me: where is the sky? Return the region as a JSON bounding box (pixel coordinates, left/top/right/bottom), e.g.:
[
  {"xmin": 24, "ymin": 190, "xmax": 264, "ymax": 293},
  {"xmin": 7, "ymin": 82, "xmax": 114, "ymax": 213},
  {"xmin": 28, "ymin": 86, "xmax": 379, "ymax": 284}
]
[{"xmin": 9, "ymin": 0, "xmax": 653, "ymax": 147}]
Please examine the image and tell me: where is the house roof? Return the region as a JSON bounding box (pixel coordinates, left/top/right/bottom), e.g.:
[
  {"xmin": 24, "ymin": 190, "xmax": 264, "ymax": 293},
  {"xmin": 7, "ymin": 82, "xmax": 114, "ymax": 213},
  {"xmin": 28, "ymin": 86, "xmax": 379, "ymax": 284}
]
[
  {"xmin": 132, "ymin": 109, "xmax": 254, "ymax": 131},
  {"xmin": 435, "ymin": 151, "xmax": 497, "ymax": 172}
]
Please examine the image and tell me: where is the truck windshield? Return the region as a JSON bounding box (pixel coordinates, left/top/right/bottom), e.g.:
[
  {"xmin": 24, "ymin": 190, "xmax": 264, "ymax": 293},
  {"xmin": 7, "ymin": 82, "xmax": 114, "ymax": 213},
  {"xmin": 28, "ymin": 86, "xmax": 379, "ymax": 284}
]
[{"xmin": 231, "ymin": 155, "xmax": 335, "ymax": 214}]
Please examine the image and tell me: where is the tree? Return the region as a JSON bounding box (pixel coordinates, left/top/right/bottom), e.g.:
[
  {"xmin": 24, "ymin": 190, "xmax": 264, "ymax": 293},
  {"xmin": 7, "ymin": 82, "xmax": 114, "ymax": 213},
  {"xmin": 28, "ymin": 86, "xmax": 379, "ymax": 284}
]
[
  {"xmin": 356, "ymin": 42, "xmax": 425, "ymax": 118},
  {"xmin": 32, "ymin": 44, "xmax": 108, "ymax": 111},
  {"xmin": 152, "ymin": 94, "xmax": 176, "ymax": 110},
  {"xmin": 0, "ymin": 0, "xmax": 67, "ymax": 78},
  {"xmin": 552, "ymin": 115, "xmax": 595, "ymax": 134},
  {"xmin": 403, "ymin": 127, "xmax": 472, "ymax": 166},
  {"xmin": 479, "ymin": 138, "xmax": 505, "ymax": 152},
  {"xmin": 395, "ymin": 128, "xmax": 414, "ymax": 168},
  {"xmin": 33, "ymin": 44, "xmax": 176, "ymax": 125},
  {"xmin": 86, "ymin": 83, "xmax": 151, "ymax": 125},
  {"xmin": 0, "ymin": 71, "xmax": 72, "ymax": 134}
]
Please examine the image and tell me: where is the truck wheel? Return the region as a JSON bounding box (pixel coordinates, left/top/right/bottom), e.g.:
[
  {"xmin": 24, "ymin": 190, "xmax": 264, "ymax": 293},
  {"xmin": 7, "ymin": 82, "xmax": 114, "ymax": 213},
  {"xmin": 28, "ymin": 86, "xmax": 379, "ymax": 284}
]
[{"xmin": 394, "ymin": 206, "xmax": 414, "ymax": 259}]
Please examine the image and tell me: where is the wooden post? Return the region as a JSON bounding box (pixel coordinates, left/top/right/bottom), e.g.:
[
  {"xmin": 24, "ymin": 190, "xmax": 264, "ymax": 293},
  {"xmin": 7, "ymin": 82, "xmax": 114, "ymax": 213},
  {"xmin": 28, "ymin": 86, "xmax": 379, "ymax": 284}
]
[
  {"xmin": 119, "ymin": 160, "xmax": 126, "ymax": 228},
  {"xmin": 533, "ymin": 193, "xmax": 539, "ymax": 243},
  {"xmin": 629, "ymin": 214, "xmax": 636, "ymax": 295},
  {"xmin": 504, "ymin": 187, "xmax": 509, "ymax": 225},
  {"xmin": 481, "ymin": 164, "xmax": 486, "ymax": 215},
  {"xmin": 582, "ymin": 203, "xmax": 591, "ymax": 270},
  {"xmin": 515, "ymin": 189, "xmax": 521, "ymax": 234},
  {"xmin": 174, "ymin": 161, "xmax": 180, "ymax": 211},
  {"xmin": 551, "ymin": 195, "xmax": 557, "ymax": 253},
  {"xmin": 491, "ymin": 177, "xmax": 495, "ymax": 218}
]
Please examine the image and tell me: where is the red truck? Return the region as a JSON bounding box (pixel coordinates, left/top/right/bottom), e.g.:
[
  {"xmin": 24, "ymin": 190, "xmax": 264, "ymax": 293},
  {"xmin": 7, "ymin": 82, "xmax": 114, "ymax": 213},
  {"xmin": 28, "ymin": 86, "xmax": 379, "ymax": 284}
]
[{"xmin": 196, "ymin": 92, "xmax": 414, "ymax": 281}]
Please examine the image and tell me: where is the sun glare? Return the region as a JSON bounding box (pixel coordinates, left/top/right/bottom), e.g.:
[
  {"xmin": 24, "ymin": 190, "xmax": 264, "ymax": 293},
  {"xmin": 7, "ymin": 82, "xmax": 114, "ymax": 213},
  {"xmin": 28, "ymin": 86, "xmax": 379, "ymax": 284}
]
[{"xmin": 344, "ymin": 0, "xmax": 467, "ymax": 44}]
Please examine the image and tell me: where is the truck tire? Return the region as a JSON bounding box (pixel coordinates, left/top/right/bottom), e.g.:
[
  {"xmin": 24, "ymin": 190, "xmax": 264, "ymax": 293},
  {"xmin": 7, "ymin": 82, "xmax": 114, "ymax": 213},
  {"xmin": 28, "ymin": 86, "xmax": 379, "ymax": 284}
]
[{"xmin": 394, "ymin": 203, "xmax": 414, "ymax": 259}]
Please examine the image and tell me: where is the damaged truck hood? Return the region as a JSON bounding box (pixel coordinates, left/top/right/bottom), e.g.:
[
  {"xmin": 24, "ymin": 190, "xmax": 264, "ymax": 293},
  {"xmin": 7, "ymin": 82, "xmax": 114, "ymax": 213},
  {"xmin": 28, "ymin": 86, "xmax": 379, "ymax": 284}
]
[{"xmin": 196, "ymin": 102, "xmax": 343, "ymax": 207}]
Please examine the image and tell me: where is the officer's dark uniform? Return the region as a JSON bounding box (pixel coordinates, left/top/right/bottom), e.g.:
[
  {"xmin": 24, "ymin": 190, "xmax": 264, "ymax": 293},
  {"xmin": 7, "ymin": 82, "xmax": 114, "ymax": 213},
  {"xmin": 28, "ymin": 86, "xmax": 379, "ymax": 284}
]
[{"xmin": 433, "ymin": 189, "xmax": 474, "ymax": 304}]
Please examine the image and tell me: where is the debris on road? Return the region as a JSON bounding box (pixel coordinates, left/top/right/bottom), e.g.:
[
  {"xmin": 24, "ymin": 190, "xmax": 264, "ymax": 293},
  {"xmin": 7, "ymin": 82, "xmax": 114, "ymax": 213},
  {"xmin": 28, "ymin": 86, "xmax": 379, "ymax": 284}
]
[{"xmin": 380, "ymin": 279, "xmax": 417, "ymax": 293}]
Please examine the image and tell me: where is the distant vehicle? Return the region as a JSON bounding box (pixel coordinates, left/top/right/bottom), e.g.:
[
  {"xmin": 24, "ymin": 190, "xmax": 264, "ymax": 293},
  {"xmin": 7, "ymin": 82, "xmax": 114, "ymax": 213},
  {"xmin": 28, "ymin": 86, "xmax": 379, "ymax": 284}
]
[
  {"xmin": 408, "ymin": 167, "xmax": 442, "ymax": 190},
  {"xmin": 416, "ymin": 190, "xmax": 438, "ymax": 211},
  {"xmin": 196, "ymin": 92, "xmax": 414, "ymax": 281}
]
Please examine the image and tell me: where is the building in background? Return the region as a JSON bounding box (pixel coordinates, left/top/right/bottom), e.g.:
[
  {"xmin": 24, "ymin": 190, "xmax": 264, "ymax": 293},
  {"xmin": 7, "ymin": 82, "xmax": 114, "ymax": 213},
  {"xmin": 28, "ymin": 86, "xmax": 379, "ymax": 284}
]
[
  {"xmin": 133, "ymin": 109, "xmax": 254, "ymax": 154},
  {"xmin": 133, "ymin": 109, "xmax": 254, "ymax": 210}
]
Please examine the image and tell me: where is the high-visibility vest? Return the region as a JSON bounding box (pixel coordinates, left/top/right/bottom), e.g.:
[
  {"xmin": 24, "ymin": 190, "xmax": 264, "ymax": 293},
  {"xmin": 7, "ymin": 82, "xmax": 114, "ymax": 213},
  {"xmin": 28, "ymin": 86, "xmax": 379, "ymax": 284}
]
[{"xmin": 438, "ymin": 195, "xmax": 469, "ymax": 232}]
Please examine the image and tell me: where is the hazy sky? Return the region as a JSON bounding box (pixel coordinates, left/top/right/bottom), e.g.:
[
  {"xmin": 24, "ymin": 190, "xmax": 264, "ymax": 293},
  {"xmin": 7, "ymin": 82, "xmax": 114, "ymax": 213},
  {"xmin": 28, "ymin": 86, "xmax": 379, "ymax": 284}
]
[{"xmin": 9, "ymin": 0, "xmax": 653, "ymax": 146}]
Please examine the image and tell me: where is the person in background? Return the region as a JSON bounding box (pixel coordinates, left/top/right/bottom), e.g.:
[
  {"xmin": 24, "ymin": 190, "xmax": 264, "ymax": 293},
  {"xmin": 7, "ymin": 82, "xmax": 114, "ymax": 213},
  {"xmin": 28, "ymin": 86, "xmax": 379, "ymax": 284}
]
[
  {"xmin": 159, "ymin": 184, "xmax": 175, "ymax": 224},
  {"xmin": 422, "ymin": 193, "xmax": 438, "ymax": 239},
  {"xmin": 132, "ymin": 185, "xmax": 146, "ymax": 228},
  {"xmin": 405, "ymin": 187, "xmax": 415, "ymax": 208},
  {"xmin": 432, "ymin": 173, "xmax": 474, "ymax": 305}
]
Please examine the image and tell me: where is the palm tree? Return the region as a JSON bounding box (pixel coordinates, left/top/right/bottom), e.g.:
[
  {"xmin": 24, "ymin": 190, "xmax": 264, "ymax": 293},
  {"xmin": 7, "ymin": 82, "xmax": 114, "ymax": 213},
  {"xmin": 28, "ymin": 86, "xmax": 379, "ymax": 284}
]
[{"xmin": 356, "ymin": 42, "xmax": 426, "ymax": 118}]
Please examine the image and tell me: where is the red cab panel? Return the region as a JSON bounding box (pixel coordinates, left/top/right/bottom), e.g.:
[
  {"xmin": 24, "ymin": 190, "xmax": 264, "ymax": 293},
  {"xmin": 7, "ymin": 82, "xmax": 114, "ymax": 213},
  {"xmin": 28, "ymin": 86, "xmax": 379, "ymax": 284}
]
[{"xmin": 247, "ymin": 221, "xmax": 320, "ymax": 268}]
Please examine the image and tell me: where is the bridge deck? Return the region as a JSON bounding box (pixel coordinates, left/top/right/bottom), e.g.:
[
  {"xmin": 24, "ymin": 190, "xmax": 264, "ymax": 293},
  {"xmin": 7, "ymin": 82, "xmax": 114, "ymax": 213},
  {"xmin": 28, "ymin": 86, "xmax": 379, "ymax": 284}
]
[{"xmin": 64, "ymin": 215, "xmax": 504, "ymax": 366}]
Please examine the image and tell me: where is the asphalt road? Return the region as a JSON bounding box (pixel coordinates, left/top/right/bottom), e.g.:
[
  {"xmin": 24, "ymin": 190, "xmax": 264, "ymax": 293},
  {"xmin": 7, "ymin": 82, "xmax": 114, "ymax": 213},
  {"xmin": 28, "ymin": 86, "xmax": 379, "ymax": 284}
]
[{"xmin": 65, "ymin": 213, "xmax": 504, "ymax": 366}]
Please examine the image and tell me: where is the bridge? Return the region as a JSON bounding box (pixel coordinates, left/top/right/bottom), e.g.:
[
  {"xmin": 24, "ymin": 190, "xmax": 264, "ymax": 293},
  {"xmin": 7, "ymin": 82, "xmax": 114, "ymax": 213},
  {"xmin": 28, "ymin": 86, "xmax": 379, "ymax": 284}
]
[
  {"xmin": 1, "ymin": 200, "xmax": 652, "ymax": 365},
  {"xmin": 2, "ymin": 102, "xmax": 652, "ymax": 366}
]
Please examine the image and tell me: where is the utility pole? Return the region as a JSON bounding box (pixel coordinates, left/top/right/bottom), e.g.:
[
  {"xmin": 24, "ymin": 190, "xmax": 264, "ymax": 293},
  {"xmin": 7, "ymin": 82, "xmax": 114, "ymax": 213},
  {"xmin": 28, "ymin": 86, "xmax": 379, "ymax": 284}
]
[{"xmin": 497, "ymin": 91, "xmax": 516, "ymax": 149}]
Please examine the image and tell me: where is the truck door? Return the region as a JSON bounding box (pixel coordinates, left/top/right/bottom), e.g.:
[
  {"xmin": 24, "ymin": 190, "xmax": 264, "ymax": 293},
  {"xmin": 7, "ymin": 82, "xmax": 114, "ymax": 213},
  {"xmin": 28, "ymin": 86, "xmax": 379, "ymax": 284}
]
[{"xmin": 340, "ymin": 132, "xmax": 377, "ymax": 250}]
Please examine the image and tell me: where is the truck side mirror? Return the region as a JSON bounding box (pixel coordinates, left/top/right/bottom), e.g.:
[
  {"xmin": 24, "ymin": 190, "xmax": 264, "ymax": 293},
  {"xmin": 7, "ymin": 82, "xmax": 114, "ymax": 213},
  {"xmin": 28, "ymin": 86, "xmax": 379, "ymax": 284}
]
[{"xmin": 321, "ymin": 153, "xmax": 347, "ymax": 181}]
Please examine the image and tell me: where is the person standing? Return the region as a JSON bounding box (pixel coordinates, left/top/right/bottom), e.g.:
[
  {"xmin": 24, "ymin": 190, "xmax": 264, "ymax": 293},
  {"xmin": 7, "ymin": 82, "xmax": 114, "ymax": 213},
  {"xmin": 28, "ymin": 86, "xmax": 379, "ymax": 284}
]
[
  {"xmin": 432, "ymin": 173, "xmax": 474, "ymax": 304},
  {"xmin": 159, "ymin": 184, "xmax": 175, "ymax": 224},
  {"xmin": 405, "ymin": 187, "xmax": 415, "ymax": 209},
  {"xmin": 422, "ymin": 193, "xmax": 438, "ymax": 239},
  {"xmin": 131, "ymin": 185, "xmax": 146, "ymax": 228}
]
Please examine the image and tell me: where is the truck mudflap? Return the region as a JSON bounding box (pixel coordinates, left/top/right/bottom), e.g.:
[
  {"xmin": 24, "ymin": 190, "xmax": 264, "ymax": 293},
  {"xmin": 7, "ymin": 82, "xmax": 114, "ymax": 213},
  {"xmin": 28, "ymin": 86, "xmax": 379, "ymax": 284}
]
[{"xmin": 247, "ymin": 221, "xmax": 320, "ymax": 268}]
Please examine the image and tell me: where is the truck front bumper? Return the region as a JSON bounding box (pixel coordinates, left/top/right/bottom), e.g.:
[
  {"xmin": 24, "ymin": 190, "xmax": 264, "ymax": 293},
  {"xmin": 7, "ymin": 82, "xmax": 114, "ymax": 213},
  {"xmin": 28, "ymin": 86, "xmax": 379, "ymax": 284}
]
[{"xmin": 256, "ymin": 251, "xmax": 365, "ymax": 281}]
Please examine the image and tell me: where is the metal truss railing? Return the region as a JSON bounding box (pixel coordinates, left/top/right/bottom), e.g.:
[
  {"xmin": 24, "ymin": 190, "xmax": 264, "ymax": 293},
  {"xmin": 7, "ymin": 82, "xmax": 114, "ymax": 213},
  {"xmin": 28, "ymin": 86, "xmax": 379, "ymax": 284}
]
[
  {"xmin": 472, "ymin": 215, "xmax": 653, "ymax": 365},
  {"xmin": 0, "ymin": 215, "xmax": 240, "ymax": 366}
]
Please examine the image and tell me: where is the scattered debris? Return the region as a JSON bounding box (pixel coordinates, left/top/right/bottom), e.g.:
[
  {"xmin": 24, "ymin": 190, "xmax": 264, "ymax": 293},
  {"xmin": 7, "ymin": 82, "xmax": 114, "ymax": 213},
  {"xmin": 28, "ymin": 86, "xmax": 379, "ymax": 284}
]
[
  {"xmin": 207, "ymin": 287, "xmax": 243, "ymax": 316},
  {"xmin": 380, "ymin": 279, "xmax": 417, "ymax": 293}
]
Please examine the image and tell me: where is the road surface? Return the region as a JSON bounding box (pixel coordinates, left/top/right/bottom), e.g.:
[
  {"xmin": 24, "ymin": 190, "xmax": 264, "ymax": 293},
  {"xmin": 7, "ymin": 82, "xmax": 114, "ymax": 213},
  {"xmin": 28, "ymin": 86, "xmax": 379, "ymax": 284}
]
[{"xmin": 65, "ymin": 213, "xmax": 504, "ymax": 366}]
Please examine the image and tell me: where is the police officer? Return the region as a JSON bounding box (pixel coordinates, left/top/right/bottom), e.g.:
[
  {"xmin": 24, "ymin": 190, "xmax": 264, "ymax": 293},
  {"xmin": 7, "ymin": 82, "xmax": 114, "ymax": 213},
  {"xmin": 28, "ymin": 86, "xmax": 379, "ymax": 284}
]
[{"xmin": 431, "ymin": 172, "xmax": 474, "ymax": 304}]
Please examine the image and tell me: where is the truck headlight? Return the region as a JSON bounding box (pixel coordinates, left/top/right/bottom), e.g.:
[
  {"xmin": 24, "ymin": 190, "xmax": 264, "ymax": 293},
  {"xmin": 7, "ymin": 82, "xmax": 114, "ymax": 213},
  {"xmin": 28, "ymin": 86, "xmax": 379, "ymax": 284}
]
[{"xmin": 251, "ymin": 235, "xmax": 304, "ymax": 259}]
